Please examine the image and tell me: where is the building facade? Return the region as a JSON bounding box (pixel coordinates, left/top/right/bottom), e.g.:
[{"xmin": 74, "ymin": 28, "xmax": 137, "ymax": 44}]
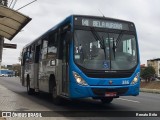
[{"xmin": 147, "ymin": 58, "xmax": 160, "ymax": 78}]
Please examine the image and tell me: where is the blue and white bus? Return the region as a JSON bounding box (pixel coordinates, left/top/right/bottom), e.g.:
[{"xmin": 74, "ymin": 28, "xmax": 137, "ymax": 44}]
[
  {"xmin": 21, "ymin": 15, "xmax": 140, "ymax": 104},
  {"xmin": 0, "ymin": 69, "xmax": 14, "ymax": 77}
]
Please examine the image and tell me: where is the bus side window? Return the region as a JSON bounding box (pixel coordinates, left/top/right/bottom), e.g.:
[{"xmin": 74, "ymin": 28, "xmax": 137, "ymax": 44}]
[
  {"xmin": 25, "ymin": 48, "xmax": 30, "ymax": 62},
  {"xmin": 22, "ymin": 51, "xmax": 26, "ymax": 66},
  {"xmin": 48, "ymin": 32, "xmax": 58, "ymax": 59},
  {"xmin": 29, "ymin": 45, "xmax": 35, "ymax": 62},
  {"xmin": 59, "ymin": 26, "xmax": 71, "ymax": 60},
  {"xmin": 42, "ymin": 39, "xmax": 48, "ymax": 60}
]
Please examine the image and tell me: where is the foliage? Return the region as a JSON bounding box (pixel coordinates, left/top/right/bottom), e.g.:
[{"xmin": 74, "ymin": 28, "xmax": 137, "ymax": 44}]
[
  {"xmin": 12, "ymin": 64, "xmax": 21, "ymax": 76},
  {"xmin": 1, "ymin": 65, "xmax": 6, "ymax": 69},
  {"xmin": 1, "ymin": 64, "xmax": 21, "ymax": 76},
  {"xmin": 141, "ymin": 66, "xmax": 156, "ymax": 82}
]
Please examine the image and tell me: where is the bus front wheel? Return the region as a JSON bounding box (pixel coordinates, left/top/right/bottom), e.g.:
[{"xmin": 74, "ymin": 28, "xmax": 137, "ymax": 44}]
[{"xmin": 100, "ymin": 97, "xmax": 113, "ymax": 104}]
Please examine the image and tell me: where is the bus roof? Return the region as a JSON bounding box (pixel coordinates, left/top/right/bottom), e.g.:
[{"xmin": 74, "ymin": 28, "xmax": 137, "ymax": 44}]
[{"xmin": 23, "ymin": 14, "xmax": 134, "ymax": 49}]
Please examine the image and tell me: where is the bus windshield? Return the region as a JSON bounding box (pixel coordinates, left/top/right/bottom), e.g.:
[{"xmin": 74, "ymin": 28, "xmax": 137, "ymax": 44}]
[{"xmin": 74, "ymin": 30, "xmax": 138, "ymax": 70}]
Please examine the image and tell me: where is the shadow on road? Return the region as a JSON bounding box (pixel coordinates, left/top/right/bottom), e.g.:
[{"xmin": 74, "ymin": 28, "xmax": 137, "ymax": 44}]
[{"xmin": 16, "ymin": 90, "xmax": 132, "ymax": 111}]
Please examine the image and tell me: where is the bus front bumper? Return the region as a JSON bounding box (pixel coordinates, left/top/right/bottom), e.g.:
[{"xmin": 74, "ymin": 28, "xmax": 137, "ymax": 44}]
[{"xmin": 70, "ymin": 83, "xmax": 140, "ymax": 99}]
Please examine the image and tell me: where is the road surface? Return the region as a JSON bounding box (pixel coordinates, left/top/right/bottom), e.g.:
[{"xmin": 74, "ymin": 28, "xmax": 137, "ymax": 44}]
[{"xmin": 0, "ymin": 77, "xmax": 159, "ymax": 120}]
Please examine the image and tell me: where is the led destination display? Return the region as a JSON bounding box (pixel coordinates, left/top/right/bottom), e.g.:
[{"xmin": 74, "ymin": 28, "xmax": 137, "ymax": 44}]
[{"xmin": 74, "ymin": 16, "xmax": 133, "ymax": 31}]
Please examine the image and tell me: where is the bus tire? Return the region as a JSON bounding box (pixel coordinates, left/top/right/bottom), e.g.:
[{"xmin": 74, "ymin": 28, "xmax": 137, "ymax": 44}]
[
  {"xmin": 27, "ymin": 75, "xmax": 34, "ymax": 95},
  {"xmin": 49, "ymin": 75, "xmax": 63, "ymax": 105},
  {"xmin": 100, "ymin": 97, "xmax": 113, "ymax": 104}
]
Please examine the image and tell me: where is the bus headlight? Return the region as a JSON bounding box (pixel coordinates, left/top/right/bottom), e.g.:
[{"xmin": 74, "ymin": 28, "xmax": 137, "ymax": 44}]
[
  {"xmin": 131, "ymin": 73, "xmax": 140, "ymax": 85},
  {"xmin": 73, "ymin": 71, "xmax": 88, "ymax": 86}
]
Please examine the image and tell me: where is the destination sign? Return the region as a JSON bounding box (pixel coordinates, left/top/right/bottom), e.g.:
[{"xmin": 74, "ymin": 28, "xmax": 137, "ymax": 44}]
[
  {"xmin": 74, "ymin": 17, "xmax": 131, "ymax": 30},
  {"xmin": 82, "ymin": 18, "xmax": 129, "ymax": 30}
]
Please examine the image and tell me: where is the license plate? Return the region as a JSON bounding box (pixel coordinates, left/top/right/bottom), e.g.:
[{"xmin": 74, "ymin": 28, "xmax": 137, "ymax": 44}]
[{"xmin": 105, "ymin": 92, "xmax": 117, "ymax": 97}]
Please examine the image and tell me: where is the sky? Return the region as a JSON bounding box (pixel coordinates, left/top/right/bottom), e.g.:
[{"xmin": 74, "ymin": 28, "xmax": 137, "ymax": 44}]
[{"xmin": 2, "ymin": 0, "xmax": 160, "ymax": 65}]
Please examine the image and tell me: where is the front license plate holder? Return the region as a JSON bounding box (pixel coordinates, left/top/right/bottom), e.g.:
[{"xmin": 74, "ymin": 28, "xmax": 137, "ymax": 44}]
[{"xmin": 105, "ymin": 92, "xmax": 117, "ymax": 97}]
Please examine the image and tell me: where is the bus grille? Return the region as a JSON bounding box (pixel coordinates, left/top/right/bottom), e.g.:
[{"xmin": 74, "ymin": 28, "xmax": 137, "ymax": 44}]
[{"xmin": 85, "ymin": 72, "xmax": 133, "ymax": 78}]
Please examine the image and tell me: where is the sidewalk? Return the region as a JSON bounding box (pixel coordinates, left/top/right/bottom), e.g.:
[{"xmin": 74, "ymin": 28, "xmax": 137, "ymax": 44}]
[
  {"xmin": 0, "ymin": 81, "xmax": 67, "ymax": 120},
  {"xmin": 140, "ymin": 88, "xmax": 160, "ymax": 94},
  {"xmin": 0, "ymin": 118, "xmax": 6, "ymax": 120}
]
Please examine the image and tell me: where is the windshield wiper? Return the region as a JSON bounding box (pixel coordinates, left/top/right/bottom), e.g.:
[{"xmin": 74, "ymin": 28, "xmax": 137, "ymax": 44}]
[
  {"xmin": 115, "ymin": 31, "xmax": 123, "ymax": 48},
  {"xmin": 90, "ymin": 27, "xmax": 107, "ymax": 60},
  {"xmin": 90, "ymin": 28, "xmax": 104, "ymax": 47},
  {"xmin": 112, "ymin": 38, "xmax": 116, "ymax": 59},
  {"xmin": 112, "ymin": 31, "xmax": 123, "ymax": 59}
]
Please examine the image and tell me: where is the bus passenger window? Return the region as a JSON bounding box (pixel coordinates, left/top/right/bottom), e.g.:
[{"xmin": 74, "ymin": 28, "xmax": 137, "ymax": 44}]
[
  {"xmin": 42, "ymin": 40, "xmax": 48, "ymax": 59},
  {"xmin": 48, "ymin": 33, "xmax": 58, "ymax": 59},
  {"xmin": 22, "ymin": 52, "xmax": 26, "ymax": 66},
  {"xmin": 29, "ymin": 45, "xmax": 35, "ymax": 62},
  {"xmin": 25, "ymin": 48, "xmax": 30, "ymax": 62}
]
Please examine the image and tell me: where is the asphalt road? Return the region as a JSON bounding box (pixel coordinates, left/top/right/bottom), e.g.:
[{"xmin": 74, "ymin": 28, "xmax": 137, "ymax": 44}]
[{"xmin": 0, "ymin": 77, "xmax": 160, "ymax": 120}]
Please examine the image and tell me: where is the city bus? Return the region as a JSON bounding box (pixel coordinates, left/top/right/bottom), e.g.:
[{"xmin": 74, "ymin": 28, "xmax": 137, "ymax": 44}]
[
  {"xmin": 0, "ymin": 69, "xmax": 14, "ymax": 77},
  {"xmin": 20, "ymin": 15, "xmax": 140, "ymax": 105}
]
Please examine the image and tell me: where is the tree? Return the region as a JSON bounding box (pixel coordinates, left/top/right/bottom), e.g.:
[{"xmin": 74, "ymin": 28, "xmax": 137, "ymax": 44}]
[
  {"xmin": 141, "ymin": 66, "xmax": 155, "ymax": 82},
  {"xmin": 12, "ymin": 64, "xmax": 21, "ymax": 76}
]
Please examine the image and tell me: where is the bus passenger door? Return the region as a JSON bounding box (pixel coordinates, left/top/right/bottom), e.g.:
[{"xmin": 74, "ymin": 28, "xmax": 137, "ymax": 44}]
[
  {"xmin": 21, "ymin": 51, "xmax": 26, "ymax": 86},
  {"xmin": 34, "ymin": 45, "xmax": 41, "ymax": 90},
  {"xmin": 62, "ymin": 32, "xmax": 70, "ymax": 95}
]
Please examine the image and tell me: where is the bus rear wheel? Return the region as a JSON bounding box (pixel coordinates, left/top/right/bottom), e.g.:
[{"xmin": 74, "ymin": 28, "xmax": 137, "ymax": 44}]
[{"xmin": 100, "ymin": 97, "xmax": 113, "ymax": 104}]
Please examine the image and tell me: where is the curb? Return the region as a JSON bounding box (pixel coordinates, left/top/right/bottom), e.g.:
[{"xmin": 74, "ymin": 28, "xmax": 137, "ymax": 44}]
[{"xmin": 140, "ymin": 88, "xmax": 160, "ymax": 94}]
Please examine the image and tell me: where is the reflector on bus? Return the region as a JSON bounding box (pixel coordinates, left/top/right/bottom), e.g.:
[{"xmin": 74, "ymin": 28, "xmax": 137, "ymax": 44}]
[{"xmin": 0, "ymin": 5, "xmax": 31, "ymax": 40}]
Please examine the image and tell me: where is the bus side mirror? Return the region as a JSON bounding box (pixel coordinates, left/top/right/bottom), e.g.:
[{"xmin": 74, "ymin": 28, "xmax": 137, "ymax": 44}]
[{"xmin": 65, "ymin": 31, "xmax": 71, "ymax": 43}]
